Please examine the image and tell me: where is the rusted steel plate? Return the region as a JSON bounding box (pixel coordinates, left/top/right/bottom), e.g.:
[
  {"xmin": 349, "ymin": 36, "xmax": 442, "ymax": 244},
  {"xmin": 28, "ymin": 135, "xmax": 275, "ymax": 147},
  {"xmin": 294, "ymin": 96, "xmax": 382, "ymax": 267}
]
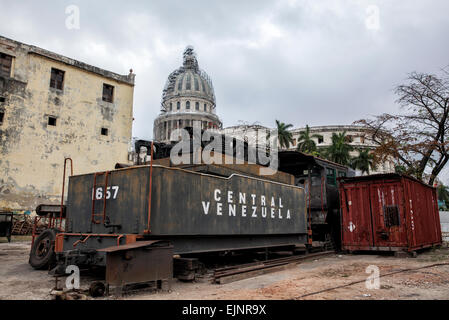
[{"xmin": 105, "ymin": 243, "xmax": 173, "ymax": 287}]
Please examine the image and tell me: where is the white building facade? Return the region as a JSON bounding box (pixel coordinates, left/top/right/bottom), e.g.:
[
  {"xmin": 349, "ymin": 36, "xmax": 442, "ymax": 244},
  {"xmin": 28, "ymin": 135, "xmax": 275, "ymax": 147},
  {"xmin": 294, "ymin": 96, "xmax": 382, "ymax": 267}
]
[
  {"xmin": 220, "ymin": 124, "xmax": 395, "ymax": 175},
  {"xmin": 288, "ymin": 125, "xmax": 395, "ymax": 174}
]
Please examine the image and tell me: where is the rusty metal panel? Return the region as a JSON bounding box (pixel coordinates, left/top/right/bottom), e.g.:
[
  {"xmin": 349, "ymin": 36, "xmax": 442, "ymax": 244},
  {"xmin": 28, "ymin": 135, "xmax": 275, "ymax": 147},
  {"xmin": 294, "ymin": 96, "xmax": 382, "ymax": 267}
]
[
  {"xmin": 339, "ymin": 174, "xmax": 442, "ymax": 252},
  {"xmin": 369, "ymin": 181, "xmax": 407, "ymax": 247},
  {"xmin": 67, "ymin": 167, "xmax": 149, "ymax": 235},
  {"xmin": 104, "ymin": 241, "xmax": 173, "ymax": 287},
  {"xmin": 340, "ymin": 182, "xmax": 373, "ymax": 249},
  {"xmin": 403, "ymin": 177, "xmax": 442, "ymax": 250}
]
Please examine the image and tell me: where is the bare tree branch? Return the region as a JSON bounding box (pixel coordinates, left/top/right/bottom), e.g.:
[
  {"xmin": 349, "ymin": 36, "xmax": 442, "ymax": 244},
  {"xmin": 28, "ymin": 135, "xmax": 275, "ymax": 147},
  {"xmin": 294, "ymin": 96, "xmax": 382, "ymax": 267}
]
[{"xmin": 355, "ymin": 69, "xmax": 449, "ymax": 184}]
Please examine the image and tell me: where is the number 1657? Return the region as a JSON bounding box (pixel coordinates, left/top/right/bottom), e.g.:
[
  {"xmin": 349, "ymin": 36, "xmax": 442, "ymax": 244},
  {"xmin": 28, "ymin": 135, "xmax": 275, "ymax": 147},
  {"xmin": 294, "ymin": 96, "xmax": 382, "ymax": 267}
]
[{"xmin": 91, "ymin": 186, "xmax": 119, "ymax": 200}]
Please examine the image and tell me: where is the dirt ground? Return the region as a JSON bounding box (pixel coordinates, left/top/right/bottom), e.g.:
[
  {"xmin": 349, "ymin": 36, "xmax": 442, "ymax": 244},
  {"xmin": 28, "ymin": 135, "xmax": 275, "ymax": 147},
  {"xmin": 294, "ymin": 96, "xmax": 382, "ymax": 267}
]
[{"xmin": 1, "ymin": 238, "xmax": 449, "ymax": 300}]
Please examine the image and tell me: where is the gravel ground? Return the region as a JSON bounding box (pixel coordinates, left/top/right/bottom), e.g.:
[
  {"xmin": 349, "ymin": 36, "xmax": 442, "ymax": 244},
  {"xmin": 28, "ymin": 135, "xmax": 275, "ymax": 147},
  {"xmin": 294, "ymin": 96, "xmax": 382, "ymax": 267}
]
[{"xmin": 1, "ymin": 239, "xmax": 449, "ymax": 300}]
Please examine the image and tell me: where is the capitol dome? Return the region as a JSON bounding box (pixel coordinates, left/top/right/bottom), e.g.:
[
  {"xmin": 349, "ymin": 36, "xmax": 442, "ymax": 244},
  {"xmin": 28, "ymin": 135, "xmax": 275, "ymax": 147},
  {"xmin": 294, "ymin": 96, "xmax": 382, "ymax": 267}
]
[{"xmin": 153, "ymin": 46, "xmax": 222, "ymax": 143}]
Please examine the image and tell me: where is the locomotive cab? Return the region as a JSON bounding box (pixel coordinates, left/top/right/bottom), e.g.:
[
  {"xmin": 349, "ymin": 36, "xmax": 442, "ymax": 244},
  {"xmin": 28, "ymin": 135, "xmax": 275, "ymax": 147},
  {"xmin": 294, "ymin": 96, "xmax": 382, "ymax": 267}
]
[{"xmin": 278, "ymin": 151, "xmax": 354, "ymax": 249}]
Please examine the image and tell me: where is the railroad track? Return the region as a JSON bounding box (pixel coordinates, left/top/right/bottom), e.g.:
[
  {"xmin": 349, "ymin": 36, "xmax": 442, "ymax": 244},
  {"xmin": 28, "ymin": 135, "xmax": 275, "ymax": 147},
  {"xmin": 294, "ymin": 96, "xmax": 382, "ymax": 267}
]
[{"xmin": 213, "ymin": 251, "xmax": 335, "ymax": 284}]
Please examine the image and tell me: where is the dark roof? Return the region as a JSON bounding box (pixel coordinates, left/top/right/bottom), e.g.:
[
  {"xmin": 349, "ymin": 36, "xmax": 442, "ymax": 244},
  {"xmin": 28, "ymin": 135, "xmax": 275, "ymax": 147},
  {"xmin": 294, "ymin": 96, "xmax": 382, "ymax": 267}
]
[
  {"xmin": 278, "ymin": 150, "xmax": 349, "ymax": 175},
  {"xmin": 337, "ymin": 173, "xmax": 434, "ymax": 188}
]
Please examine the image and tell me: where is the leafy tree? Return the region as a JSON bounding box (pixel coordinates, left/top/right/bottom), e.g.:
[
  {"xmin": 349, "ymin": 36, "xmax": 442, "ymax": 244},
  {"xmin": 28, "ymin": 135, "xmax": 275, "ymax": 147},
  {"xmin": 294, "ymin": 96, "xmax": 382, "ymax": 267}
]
[
  {"xmin": 297, "ymin": 125, "xmax": 323, "ymax": 154},
  {"xmin": 356, "ymin": 69, "xmax": 449, "ymax": 185},
  {"xmin": 437, "ymin": 184, "xmax": 449, "ymax": 201},
  {"xmin": 275, "ymin": 120, "xmax": 294, "ymax": 149},
  {"xmin": 394, "ymin": 165, "xmax": 407, "ymax": 174},
  {"xmin": 323, "ymin": 131, "xmax": 353, "ymax": 165},
  {"xmin": 351, "ymin": 148, "xmax": 375, "ymax": 174}
]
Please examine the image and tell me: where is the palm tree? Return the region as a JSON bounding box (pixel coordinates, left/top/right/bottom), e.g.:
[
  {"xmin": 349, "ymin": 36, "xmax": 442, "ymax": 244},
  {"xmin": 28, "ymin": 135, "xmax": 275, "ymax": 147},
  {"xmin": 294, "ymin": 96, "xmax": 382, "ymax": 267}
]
[
  {"xmin": 275, "ymin": 120, "xmax": 294, "ymax": 149},
  {"xmin": 351, "ymin": 148, "xmax": 374, "ymax": 174},
  {"xmin": 323, "ymin": 131, "xmax": 353, "ymax": 165},
  {"xmin": 297, "ymin": 125, "xmax": 323, "ymax": 154}
]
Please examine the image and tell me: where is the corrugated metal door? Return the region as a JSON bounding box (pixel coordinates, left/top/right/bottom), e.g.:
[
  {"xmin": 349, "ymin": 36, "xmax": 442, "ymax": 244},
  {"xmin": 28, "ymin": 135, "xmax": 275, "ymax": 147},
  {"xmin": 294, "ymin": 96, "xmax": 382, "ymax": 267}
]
[
  {"xmin": 369, "ymin": 182, "xmax": 407, "ymax": 247},
  {"xmin": 341, "ymin": 183, "xmax": 373, "ymax": 248},
  {"xmin": 404, "ymin": 179, "xmax": 442, "ymax": 249}
]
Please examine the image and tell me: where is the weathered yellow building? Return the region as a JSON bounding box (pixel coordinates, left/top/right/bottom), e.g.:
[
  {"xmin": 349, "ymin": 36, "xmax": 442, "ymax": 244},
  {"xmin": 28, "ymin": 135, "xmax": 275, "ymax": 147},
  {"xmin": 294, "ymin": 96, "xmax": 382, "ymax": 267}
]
[{"xmin": 0, "ymin": 36, "xmax": 135, "ymax": 211}]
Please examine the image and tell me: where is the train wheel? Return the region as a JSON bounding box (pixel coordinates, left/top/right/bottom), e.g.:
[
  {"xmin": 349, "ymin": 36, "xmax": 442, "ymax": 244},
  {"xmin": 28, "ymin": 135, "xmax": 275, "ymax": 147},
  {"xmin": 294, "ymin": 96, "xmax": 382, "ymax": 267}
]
[
  {"xmin": 29, "ymin": 229, "xmax": 57, "ymax": 270},
  {"xmin": 89, "ymin": 281, "xmax": 106, "ymax": 297}
]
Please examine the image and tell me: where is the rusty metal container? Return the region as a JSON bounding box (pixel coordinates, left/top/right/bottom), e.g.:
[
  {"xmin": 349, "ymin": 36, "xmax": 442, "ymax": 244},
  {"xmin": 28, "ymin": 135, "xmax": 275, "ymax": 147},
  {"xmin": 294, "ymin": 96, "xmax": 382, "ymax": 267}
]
[{"xmin": 339, "ymin": 174, "xmax": 442, "ymax": 253}]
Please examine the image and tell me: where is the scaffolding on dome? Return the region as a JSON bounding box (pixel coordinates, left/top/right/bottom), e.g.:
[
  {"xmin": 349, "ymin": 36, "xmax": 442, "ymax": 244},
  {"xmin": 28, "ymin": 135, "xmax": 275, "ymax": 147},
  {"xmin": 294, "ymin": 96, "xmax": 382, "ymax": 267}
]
[{"xmin": 160, "ymin": 46, "xmax": 216, "ymax": 111}]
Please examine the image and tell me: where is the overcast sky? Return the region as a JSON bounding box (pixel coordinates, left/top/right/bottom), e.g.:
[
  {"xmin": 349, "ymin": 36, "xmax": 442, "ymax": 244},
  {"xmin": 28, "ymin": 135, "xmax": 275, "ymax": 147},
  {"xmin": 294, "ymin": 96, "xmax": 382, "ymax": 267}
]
[{"xmin": 1, "ymin": 1, "xmax": 449, "ymax": 180}]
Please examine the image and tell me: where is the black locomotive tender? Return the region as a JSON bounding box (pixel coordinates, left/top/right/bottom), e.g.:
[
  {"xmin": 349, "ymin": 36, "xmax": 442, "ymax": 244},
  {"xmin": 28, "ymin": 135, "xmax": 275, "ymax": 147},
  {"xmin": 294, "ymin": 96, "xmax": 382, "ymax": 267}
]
[{"xmin": 29, "ymin": 130, "xmax": 352, "ymax": 287}]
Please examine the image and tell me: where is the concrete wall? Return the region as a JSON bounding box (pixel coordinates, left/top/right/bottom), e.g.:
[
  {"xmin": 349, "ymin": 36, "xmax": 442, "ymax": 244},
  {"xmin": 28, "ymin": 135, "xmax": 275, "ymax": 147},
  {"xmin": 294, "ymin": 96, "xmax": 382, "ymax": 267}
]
[
  {"xmin": 0, "ymin": 37, "xmax": 134, "ymax": 210},
  {"xmin": 440, "ymin": 211, "xmax": 449, "ymax": 243}
]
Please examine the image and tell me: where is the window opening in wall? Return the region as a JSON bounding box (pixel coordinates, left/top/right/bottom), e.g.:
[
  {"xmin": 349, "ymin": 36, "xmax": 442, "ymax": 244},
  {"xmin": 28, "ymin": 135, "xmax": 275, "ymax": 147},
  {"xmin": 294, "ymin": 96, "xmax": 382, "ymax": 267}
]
[
  {"xmin": 326, "ymin": 168, "xmax": 336, "ymax": 185},
  {"xmin": 194, "ymin": 77, "xmax": 199, "ymax": 91},
  {"xmin": 0, "ymin": 53, "xmax": 12, "ymax": 77},
  {"xmin": 338, "ymin": 171, "xmax": 347, "ymax": 177},
  {"xmin": 102, "ymin": 84, "xmax": 114, "ymax": 103},
  {"xmin": 48, "ymin": 116, "xmax": 57, "ymax": 126},
  {"xmin": 186, "ymin": 101, "xmax": 190, "ymax": 109},
  {"xmin": 185, "ymin": 74, "xmax": 191, "ymax": 90},
  {"xmin": 0, "ymin": 110, "xmax": 4, "ymax": 124},
  {"xmin": 360, "ymin": 135, "xmax": 365, "ymax": 144},
  {"xmin": 195, "ymin": 102, "xmax": 199, "ymax": 110},
  {"xmin": 101, "ymin": 128, "xmax": 109, "ymax": 136},
  {"xmin": 177, "ymin": 101, "xmax": 180, "ymax": 110},
  {"xmin": 318, "ymin": 136, "xmax": 324, "ymax": 144},
  {"xmin": 50, "ymin": 68, "xmax": 65, "ymax": 90}
]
